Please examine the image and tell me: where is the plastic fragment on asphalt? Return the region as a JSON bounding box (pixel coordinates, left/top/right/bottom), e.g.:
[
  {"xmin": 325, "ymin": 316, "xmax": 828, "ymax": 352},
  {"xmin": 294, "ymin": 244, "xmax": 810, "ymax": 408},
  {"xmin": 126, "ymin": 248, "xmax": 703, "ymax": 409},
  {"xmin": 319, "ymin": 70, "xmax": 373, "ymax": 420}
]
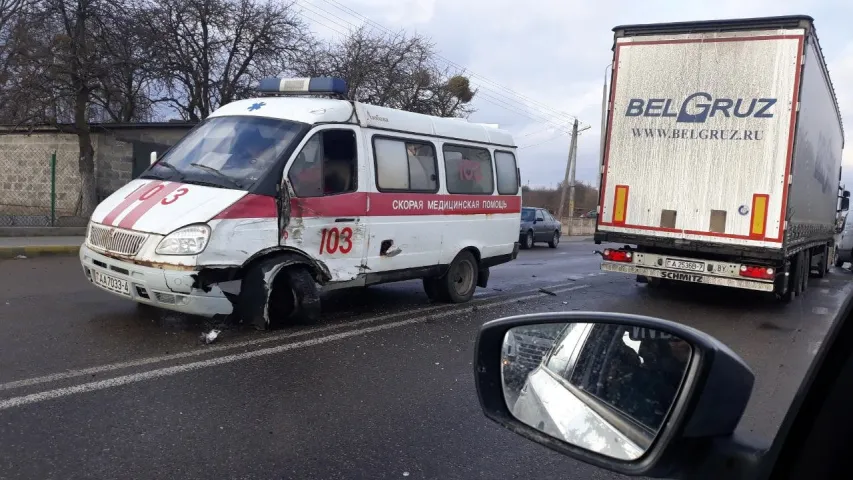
[
  {"xmin": 201, "ymin": 329, "xmax": 221, "ymax": 344},
  {"xmin": 538, "ymin": 288, "xmax": 557, "ymax": 296},
  {"xmin": 15, "ymin": 255, "xmax": 26, "ymax": 259}
]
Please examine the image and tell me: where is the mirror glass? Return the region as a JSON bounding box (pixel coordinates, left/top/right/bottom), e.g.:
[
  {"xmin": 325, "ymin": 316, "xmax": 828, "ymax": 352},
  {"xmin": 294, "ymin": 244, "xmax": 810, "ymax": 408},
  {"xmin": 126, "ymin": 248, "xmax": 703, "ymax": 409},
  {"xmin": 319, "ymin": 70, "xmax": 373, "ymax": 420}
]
[{"xmin": 501, "ymin": 322, "xmax": 692, "ymax": 461}]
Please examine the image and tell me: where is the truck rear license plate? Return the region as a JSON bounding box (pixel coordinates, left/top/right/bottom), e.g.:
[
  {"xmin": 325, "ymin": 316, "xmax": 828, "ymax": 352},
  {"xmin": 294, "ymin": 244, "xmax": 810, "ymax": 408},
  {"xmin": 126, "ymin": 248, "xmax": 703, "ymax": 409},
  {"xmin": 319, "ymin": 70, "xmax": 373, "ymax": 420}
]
[
  {"xmin": 92, "ymin": 270, "xmax": 130, "ymax": 296},
  {"xmin": 665, "ymin": 259, "xmax": 705, "ymax": 272}
]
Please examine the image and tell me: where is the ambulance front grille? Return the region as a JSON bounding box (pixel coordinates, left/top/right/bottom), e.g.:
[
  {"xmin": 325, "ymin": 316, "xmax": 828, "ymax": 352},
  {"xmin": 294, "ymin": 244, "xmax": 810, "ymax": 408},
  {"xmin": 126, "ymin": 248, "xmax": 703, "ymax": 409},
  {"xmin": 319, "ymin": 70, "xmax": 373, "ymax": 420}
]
[{"xmin": 88, "ymin": 224, "xmax": 147, "ymax": 256}]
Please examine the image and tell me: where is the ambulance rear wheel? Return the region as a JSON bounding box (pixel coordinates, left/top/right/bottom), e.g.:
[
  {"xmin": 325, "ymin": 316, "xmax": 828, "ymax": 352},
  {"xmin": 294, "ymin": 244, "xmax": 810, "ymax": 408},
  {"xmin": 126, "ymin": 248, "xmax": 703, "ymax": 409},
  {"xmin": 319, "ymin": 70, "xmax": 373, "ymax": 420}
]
[
  {"xmin": 423, "ymin": 277, "xmax": 449, "ymax": 302},
  {"xmin": 815, "ymin": 245, "xmax": 828, "ymax": 278},
  {"xmin": 440, "ymin": 251, "xmax": 479, "ymax": 303}
]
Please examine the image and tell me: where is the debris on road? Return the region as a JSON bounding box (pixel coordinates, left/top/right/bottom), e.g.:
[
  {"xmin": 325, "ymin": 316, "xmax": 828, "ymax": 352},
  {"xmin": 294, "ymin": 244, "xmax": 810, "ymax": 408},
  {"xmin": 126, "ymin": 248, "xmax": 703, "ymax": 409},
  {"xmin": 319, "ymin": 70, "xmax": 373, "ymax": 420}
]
[
  {"xmin": 201, "ymin": 329, "xmax": 221, "ymax": 344},
  {"xmin": 15, "ymin": 255, "xmax": 26, "ymax": 259},
  {"xmin": 538, "ymin": 288, "xmax": 557, "ymax": 296}
]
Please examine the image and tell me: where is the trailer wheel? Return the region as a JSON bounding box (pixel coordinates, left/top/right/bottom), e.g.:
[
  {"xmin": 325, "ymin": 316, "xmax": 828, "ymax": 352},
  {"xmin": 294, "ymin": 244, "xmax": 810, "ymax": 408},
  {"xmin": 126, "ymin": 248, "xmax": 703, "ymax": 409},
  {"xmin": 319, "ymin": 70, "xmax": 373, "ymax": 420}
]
[
  {"xmin": 815, "ymin": 245, "xmax": 828, "ymax": 278},
  {"xmin": 801, "ymin": 250, "xmax": 811, "ymax": 293},
  {"xmin": 834, "ymin": 248, "xmax": 844, "ymax": 268}
]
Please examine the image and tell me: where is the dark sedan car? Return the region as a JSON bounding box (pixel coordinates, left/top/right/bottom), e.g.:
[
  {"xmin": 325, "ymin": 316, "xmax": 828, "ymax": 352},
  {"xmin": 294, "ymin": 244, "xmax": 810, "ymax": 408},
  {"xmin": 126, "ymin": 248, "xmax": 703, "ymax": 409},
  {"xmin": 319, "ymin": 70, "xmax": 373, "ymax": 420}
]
[{"xmin": 519, "ymin": 207, "xmax": 562, "ymax": 249}]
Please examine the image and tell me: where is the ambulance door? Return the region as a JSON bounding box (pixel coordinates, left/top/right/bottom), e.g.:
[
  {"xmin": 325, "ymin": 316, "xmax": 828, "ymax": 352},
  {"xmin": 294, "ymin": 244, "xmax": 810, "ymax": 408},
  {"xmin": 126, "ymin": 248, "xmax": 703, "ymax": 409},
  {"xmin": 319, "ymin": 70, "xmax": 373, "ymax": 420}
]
[{"xmin": 282, "ymin": 125, "xmax": 368, "ymax": 281}]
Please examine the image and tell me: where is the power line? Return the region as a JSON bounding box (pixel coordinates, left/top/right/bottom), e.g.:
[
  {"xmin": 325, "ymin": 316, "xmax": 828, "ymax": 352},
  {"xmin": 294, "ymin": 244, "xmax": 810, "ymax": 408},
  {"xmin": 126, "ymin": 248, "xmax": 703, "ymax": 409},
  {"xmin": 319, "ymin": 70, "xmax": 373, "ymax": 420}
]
[
  {"xmin": 519, "ymin": 133, "xmax": 568, "ymax": 150},
  {"xmin": 319, "ymin": 0, "xmax": 585, "ymax": 126},
  {"xmin": 312, "ymin": 0, "xmax": 588, "ymax": 128}
]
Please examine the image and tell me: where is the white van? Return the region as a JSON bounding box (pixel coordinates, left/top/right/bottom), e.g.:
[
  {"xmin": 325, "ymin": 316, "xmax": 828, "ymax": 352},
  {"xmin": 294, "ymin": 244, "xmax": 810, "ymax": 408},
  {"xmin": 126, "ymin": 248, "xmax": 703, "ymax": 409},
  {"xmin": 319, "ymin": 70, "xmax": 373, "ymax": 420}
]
[{"xmin": 79, "ymin": 77, "xmax": 522, "ymax": 328}]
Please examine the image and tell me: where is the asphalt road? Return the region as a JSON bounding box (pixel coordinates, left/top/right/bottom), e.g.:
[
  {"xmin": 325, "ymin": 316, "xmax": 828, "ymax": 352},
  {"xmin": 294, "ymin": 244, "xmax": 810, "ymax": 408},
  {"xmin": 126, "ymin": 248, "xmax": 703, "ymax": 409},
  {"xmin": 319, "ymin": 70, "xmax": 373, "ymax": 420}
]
[{"xmin": 0, "ymin": 238, "xmax": 850, "ymax": 479}]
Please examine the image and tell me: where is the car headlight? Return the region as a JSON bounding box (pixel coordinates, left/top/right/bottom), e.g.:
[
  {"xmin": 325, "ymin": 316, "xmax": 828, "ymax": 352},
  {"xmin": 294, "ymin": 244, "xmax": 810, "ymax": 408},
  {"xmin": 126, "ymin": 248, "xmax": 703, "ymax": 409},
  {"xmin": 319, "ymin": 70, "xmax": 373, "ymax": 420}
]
[{"xmin": 155, "ymin": 224, "xmax": 211, "ymax": 255}]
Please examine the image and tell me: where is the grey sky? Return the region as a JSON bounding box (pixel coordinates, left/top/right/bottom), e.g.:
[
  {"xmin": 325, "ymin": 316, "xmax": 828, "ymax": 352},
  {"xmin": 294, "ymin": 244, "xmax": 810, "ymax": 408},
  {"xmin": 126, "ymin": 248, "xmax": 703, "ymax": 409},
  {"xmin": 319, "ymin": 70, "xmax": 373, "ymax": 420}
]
[{"xmin": 298, "ymin": 0, "xmax": 853, "ymax": 189}]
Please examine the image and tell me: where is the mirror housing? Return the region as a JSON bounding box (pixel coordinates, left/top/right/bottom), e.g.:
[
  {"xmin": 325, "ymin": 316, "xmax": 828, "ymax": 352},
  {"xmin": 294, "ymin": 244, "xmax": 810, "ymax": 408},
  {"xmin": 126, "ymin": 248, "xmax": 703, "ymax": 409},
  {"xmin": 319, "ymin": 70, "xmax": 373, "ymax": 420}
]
[
  {"xmin": 844, "ymin": 190, "xmax": 850, "ymax": 199},
  {"xmin": 841, "ymin": 197, "xmax": 850, "ymax": 212},
  {"xmin": 474, "ymin": 312, "xmax": 755, "ymax": 478},
  {"xmin": 150, "ymin": 151, "xmax": 158, "ymax": 165}
]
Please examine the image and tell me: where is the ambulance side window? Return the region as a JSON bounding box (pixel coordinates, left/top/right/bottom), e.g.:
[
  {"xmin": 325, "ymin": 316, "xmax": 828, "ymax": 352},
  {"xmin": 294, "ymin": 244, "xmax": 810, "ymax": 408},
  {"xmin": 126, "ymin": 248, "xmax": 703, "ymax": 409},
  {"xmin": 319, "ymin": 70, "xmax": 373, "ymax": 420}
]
[
  {"xmin": 288, "ymin": 129, "xmax": 358, "ymax": 197},
  {"xmin": 443, "ymin": 144, "xmax": 494, "ymax": 194}
]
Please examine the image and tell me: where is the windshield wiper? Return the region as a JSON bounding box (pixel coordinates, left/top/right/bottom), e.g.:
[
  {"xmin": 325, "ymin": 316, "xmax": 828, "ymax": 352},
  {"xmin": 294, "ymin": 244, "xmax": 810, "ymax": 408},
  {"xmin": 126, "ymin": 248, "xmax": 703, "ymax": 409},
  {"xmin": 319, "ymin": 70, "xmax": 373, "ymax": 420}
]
[
  {"xmin": 189, "ymin": 163, "xmax": 243, "ymax": 189},
  {"xmin": 151, "ymin": 160, "xmax": 185, "ymax": 180}
]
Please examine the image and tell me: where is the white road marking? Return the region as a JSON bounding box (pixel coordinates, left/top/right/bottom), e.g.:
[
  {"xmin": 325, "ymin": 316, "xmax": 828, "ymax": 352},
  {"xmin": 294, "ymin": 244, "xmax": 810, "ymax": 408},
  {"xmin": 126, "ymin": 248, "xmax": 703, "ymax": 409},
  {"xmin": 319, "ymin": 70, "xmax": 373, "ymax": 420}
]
[
  {"xmin": 0, "ymin": 284, "xmax": 590, "ymax": 411},
  {"xmin": 812, "ymin": 307, "xmax": 829, "ymax": 315},
  {"xmin": 0, "ymin": 282, "xmax": 589, "ymax": 394}
]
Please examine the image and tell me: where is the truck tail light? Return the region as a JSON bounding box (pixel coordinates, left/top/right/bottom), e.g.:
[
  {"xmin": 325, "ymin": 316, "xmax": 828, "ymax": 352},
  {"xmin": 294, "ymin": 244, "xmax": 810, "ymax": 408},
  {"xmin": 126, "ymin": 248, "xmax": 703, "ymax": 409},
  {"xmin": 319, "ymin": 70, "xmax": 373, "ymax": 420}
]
[
  {"xmin": 603, "ymin": 248, "xmax": 633, "ymax": 263},
  {"xmin": 739, "ymin": 264, "xmax": 775, "ymax": 280}
]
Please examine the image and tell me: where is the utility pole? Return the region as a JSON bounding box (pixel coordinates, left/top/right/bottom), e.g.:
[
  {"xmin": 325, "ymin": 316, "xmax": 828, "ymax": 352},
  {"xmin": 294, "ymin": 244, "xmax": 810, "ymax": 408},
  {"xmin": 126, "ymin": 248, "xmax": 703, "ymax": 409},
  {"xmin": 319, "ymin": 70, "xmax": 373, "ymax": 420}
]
[
  {"xmin": 557, "ymin": 119, "xmax": 579, "ymax": 227},
  {"xmin": 567, "ymin": 132, "xmax": 579, "ymax": 234}
]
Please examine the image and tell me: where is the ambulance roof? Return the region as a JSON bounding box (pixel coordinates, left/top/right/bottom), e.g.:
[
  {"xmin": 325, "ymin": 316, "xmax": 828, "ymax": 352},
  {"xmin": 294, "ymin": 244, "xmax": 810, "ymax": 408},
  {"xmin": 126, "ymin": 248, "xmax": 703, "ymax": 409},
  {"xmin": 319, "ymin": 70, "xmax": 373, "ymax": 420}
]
[{"xmin": 209, "ymin": 97, "xmax": 516, "ymax": 148}]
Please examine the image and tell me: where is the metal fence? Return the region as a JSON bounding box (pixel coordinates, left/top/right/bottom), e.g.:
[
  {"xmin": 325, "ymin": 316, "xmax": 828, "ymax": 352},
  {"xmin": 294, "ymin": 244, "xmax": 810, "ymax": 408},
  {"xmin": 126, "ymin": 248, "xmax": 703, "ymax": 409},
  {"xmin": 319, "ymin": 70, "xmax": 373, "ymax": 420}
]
[{"xmin": 0, "ymin": 143, "xmax": 88, "ymax": 227}]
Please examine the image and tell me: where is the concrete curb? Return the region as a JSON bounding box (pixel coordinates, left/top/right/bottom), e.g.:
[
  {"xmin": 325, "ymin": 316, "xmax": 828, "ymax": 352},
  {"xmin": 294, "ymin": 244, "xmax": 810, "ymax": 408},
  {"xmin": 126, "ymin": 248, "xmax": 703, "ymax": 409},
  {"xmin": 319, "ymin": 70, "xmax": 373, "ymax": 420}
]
[
  {"xmin": 0, "ymin": 245, "xmax": 81, "ymax": 258},
  {"xmin": 562, "ymin": 236, "xmax": 594, "ymax": 242},
  {"xmin": 0, "ymin": 227, "xmax": 87, "ymax": 237}
]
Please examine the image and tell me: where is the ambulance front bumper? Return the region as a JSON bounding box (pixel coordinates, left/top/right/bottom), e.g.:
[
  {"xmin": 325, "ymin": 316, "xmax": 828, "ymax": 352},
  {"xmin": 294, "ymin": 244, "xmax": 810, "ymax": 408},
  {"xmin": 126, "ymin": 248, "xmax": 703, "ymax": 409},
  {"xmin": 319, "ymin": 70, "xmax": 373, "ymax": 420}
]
[{"xmin": 79, "ymin": 244, "xmax": 233, "ymax": 317}]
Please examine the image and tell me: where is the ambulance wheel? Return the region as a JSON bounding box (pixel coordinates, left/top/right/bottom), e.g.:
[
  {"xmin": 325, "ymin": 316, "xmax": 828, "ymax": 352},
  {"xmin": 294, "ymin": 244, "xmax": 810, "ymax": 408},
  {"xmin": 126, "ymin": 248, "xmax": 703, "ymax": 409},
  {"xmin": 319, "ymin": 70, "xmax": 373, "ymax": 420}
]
[
  {"xmin": 548, "ymin": 231, "xmax": 560, "ymax": 248},
  {"xmin": 834, "ymin": 249, "xmax": 844, "ymax": 267},
  {"xmin": 423, "ymin": 277, "xmax": 449, "ymax": 302},
  {"xmin": 440, "ymin": 251, "xmax": 479, "ymax": 303},
  {"xmin": 239, "ymin": 263, "xmax": 319, "ymax": 329},
  {"xmin": 522, "ymin": 231, "xmax": 534, "ymax": 249}
]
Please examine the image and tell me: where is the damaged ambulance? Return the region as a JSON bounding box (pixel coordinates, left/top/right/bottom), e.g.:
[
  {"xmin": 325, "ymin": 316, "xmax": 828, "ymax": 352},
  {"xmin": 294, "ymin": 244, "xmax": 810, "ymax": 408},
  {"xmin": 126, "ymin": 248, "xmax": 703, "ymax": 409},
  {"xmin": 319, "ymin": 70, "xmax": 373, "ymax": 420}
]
[{"xmin": 79, "ymin": 77, "xmax": 523, "ymax": 329}]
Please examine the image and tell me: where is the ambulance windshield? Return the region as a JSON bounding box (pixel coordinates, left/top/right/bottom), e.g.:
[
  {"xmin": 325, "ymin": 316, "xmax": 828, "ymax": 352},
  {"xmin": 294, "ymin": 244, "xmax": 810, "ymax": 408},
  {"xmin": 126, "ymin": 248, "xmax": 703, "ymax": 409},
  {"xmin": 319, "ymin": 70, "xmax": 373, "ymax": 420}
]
[{"xmin": 145, "ymin": 116, "xmax": 304, "ymax": 190}]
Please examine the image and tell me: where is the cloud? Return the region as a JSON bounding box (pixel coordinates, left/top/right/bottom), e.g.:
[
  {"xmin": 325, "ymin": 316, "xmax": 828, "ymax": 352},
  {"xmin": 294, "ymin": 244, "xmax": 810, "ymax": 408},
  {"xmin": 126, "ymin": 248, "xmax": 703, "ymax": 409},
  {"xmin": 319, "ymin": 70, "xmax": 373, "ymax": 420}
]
[{"xmin": 299, "ymin": 1, "xmax": 853, "ymax": 188}]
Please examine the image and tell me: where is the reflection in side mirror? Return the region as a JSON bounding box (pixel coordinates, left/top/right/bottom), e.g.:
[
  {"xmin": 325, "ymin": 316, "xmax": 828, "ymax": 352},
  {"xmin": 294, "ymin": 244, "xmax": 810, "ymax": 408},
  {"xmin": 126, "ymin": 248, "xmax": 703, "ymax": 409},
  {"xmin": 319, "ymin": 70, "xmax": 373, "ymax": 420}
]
[
  {"xmin": 475, "ymin": 312, "xmax": 755, "ymax": 478},
  {"xmin": 150, "ymin": 151, "xmax": 158, "ymax": 165},
  {"xmin": 501, "ymin": 322, "xmax": 691, "ymax": 461}
]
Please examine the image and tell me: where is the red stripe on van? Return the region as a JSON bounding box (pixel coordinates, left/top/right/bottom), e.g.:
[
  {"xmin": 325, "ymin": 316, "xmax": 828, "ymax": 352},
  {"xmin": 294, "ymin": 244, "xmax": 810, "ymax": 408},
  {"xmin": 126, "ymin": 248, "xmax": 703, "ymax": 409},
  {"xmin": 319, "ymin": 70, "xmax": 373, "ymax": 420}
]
[
  {"xmin": 214, "ymin": 192, "xmax": 522, "ymax": 219},
  {"xmin": 117, "ymin": 182, "xmax": 183, "ymax": 229},
  {"xmin": 102, "ymin": 182, "xmax": 151, "ymax": 226}
]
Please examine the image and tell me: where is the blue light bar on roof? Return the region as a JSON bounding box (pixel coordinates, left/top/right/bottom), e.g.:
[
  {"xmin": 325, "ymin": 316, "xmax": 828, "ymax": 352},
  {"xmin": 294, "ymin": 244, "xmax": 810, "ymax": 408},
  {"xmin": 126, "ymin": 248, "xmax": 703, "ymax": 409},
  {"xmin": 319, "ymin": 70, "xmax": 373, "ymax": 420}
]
[{"xmin": 256, "ymin": 77, "xmax": 348, "ymax": 96}]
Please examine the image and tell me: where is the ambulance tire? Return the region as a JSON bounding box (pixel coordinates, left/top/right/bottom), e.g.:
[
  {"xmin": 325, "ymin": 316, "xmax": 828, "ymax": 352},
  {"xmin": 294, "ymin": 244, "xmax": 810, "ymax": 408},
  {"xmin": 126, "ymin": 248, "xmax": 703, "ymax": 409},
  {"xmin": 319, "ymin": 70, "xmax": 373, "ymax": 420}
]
[
  {"xmin": 423, "ymin": 277, "xmax": 449, "ymax": 302},
  {"xmin": 239, "ymin": 263, "xmax": 320, "ymax": 329},
  {"xmin": 439, "ymin": 250, "xmax": 479, "ymax": 303}
]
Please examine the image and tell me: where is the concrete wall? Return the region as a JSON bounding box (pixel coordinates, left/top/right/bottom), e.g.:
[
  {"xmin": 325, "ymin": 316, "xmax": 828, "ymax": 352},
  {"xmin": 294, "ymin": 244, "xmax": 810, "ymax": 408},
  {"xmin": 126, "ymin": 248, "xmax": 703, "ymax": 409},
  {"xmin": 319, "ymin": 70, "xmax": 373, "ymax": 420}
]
[
  {"xmin": 0, "ymin": 126, "xmax": 192, "ymax": 226},
  {"xmin": 561, "ymin": 218, "xmax": 596, "ymax": 236}
]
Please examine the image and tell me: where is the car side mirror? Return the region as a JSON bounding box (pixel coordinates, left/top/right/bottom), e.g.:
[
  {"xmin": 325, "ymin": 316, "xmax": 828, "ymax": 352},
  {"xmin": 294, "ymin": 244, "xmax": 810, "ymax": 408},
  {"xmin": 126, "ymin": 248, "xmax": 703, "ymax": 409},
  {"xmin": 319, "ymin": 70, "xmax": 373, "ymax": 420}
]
[
  {"xmin": 474, "ymin": 312, "xmax": 756, "ymax": 478},
  {"xmin": 844, "ymin": 190, "xmax": 850, "ymax": 199},
  {"xmin": 841, "ymin": 197, "xmax": 849, "ymax": 212},
  {"xmin": 150, "ymin": 151, "xmax": 158, "ymax": 165}
]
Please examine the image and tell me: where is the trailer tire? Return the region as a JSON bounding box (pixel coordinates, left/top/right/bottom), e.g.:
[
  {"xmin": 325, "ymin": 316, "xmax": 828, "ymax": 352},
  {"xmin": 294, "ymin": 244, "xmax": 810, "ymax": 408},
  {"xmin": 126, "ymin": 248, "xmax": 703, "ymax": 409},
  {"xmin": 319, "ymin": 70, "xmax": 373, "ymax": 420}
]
[
  {"xmin": 815, "ymin": 245, "xmax": 828, "ymax": 278},
  {"xmin": 801, "ymin": 250, "xmax": 811, "ymax": 293}
]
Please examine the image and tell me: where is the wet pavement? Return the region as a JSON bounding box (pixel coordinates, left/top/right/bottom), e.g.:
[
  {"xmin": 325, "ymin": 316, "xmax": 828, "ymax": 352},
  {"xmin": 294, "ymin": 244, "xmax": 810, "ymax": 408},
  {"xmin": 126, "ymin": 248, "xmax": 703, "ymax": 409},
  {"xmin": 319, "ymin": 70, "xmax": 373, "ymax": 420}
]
[{"xmin": 0, "ymin": 239, "xmax": 850, "ymax": 479}]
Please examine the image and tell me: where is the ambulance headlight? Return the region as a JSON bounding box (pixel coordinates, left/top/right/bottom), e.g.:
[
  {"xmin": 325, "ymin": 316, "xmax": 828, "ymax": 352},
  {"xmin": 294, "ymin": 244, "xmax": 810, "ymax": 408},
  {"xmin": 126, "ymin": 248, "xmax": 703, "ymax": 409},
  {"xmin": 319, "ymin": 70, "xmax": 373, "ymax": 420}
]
[{"xmin": 156, "ymin": 224, "xmax": 211, "ymax": 255}]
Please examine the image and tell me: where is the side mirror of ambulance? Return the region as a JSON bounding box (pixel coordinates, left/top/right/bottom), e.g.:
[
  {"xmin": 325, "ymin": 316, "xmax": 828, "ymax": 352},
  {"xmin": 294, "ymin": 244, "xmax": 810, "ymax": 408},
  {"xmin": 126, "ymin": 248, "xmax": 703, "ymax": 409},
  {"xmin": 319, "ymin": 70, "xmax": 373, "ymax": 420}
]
[
  {"xmin": 474, "ymin": 312, "xmax": 762, "ymax": 478},
  {"xmin": 150, "ymin": 151, "xmax": 158, "ymax": 165}
]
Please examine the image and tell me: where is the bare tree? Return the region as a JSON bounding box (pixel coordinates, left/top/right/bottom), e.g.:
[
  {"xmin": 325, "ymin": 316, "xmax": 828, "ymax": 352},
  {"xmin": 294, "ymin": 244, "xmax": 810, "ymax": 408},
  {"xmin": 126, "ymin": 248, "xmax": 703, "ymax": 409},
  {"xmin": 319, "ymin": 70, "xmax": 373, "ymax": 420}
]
[
  {"xmin": 5, "ymin": 0, "xmax": 125, "ymax": 216},
  {"xmin": 294, "ymin": 27, "xmax": 476, "ymax": 118},
  {"xmin": 141, "ymin": 0, "xmax": 313, "ymax": 121},
  {"xmin": 89, "ymin": 3, "xmax": 160, "ymax": 122}
]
